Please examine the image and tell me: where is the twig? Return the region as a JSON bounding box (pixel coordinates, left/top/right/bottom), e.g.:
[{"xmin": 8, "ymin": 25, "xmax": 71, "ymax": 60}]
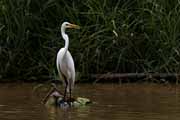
[
  {"xmin": 42, "ymin": 87, "xmax": 54, "ymax": 104},
  {"xmin": 42, "ymin": 84, "xmax": 63, "ymax": 104}
]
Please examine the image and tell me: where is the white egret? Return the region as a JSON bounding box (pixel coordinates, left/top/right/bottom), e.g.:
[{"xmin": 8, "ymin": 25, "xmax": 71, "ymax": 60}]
[{"xmin": 56, "ymin": 22, "xmax": 80, "ymax": 101}]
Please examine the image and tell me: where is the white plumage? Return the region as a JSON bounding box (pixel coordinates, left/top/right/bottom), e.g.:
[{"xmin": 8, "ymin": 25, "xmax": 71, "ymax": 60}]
[{"xmin": 56, "ymin": 22, "xmax": 80, "ymax": 100}]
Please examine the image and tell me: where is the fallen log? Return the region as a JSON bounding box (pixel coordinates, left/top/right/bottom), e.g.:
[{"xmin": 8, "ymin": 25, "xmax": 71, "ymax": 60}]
[{"xmin": 91, "ymin": 73, "xmax": 180, "ymax": 84}]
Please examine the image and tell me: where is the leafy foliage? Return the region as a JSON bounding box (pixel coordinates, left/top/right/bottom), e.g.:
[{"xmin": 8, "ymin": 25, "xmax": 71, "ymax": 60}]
[{"xmin": 0, "ymin": 0, "xmax": 180, "ymax": 81}]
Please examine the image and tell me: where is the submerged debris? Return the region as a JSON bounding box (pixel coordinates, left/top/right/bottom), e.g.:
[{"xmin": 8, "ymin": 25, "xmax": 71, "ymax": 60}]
[{"xmin": 43, "ymin": 85, "xmax": 92, "ymax": 108}]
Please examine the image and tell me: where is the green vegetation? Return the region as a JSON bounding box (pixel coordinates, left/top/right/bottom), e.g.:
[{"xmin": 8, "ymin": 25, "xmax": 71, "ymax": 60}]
[{"xmin": 0, "ymin": 0, "xmax": 180, "ymax": 81}]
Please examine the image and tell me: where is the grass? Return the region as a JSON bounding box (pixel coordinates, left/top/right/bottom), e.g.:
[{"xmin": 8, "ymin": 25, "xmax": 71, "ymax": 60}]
[{"xmin": 0, "ymin": 0, "xmax": 180, "ymax": 81}]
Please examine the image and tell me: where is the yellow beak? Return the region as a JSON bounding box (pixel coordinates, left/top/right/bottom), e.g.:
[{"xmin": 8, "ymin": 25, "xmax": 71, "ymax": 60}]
[{"xmin": 67, "ymin": 23, "xmax": 80, "ymax": 29}]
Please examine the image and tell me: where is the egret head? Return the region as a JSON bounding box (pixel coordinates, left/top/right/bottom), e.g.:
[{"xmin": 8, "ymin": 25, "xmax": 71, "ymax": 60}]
[{"xmin": 61, "ymin": 22, "xmax": 80, "ymax": 30}]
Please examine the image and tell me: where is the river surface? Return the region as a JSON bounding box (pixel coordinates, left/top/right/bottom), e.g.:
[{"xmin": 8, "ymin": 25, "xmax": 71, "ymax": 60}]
[{"xmin": 0, "ymin": 83, "xmax": 180, "ymax": 120}]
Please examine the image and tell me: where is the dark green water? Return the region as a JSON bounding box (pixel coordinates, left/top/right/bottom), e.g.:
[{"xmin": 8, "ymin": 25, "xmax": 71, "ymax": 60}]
[{"xmin": 0, "ymin": 83, "xmax": 180, "ymax": 120}]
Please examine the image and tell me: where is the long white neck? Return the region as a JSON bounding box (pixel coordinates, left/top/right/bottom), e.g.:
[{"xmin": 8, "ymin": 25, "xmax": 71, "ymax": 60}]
[{"xmin": 61, "ymin": 27, "xmax": 69, "ymax": 55}]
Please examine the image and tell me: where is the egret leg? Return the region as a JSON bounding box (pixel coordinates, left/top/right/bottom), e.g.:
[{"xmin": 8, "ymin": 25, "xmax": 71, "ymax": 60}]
[
  {"xmin": 63, "ymin": 80, "xmax": 68, "ymax": 101},
  {"xmin": 70, "ymin": 87, "xmax": 72, "ymax": 101},
  {"xmin": 68, "ymin": 87, "xmax": 72, "ymax": 107}
]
